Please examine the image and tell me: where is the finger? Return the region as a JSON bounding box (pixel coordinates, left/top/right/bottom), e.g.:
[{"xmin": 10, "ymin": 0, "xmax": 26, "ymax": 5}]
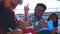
[
  {"xmin": 17, "ymin": 29, "xmax": 22, "ymax": 32},
  {"xmin": 27, "ymin": 3, "xmax": 29, "ymax": 7}
]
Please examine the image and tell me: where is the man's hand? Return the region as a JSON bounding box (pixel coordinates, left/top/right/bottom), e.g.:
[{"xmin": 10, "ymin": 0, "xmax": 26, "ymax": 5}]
[
  {"xmin": 40, "ymin": 22, "xmax": 47, "ymax": 28},
  {"xmin": 24, "ymin": 4, "xmax": 29, "ymax": 12},
  {"xmin": 24, "ymin": 4, "xmax": 29, "ymax": 27},
  {"xmin": 34, "ymin": 22, "xmax": 47, "ymax": 30}
]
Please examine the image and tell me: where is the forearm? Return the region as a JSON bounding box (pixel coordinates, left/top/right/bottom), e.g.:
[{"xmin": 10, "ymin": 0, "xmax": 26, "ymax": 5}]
[
  {"xmin": 24, "ymin": 4, "xmax": 29, "ymax": 27},
  {"xmin": 25, "ymin": 11, "xmax": 28, "ymax": 22},
  {"xmin": 24, "ymin": 11, "xmax": 29, "ymax": 27}
]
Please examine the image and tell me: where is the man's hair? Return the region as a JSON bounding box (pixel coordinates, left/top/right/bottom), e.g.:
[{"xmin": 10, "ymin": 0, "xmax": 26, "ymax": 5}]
[{"xmin": 35, "ymin": 3, "xmax": 47, "ymax": 11}]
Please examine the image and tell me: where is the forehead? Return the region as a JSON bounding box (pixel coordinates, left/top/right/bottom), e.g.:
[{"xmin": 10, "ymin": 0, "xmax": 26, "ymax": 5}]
[
  {"xmin": 36, "ymin": 6, "xmax": 44, "ymax": 10},
  {"xmin": 51, "ymin": 15, "xmax": 56, "ymax": 17}
]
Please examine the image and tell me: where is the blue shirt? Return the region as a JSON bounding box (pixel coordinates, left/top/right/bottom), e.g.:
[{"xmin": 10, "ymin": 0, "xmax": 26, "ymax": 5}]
[{"xmin": 28, "ymin": 14, "xmax": 45, "ymax": 29}]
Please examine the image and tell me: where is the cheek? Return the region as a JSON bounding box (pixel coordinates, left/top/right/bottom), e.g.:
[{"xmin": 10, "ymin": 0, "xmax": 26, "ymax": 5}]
[
  {"xmin": 36, "ymin": 13, "xmax": 41, "ymax": 16},
  {"xmin": 39, "ymin": 12, "xmax": 43, "ymax": 16}
]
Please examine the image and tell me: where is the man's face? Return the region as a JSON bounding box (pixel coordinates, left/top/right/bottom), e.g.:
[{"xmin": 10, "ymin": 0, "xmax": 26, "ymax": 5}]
[{"xmin": 35, "ymin": 6, "xmax": 45, "ymax": 17}]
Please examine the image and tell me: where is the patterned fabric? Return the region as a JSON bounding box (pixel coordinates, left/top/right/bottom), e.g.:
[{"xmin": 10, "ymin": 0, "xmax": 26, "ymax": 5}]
[{"xmin": 28, "ymin": 14, "xmax": 45, "ymax": 29}]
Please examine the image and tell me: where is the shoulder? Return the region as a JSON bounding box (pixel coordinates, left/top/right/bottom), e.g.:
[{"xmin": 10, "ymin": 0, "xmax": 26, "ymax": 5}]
[{"xmin": 29, "ymin": 14, "xmax": 35, "ymax": 18}]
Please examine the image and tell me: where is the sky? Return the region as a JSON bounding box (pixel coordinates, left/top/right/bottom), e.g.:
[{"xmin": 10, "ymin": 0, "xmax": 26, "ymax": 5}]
[{"xmin": 14, "ymin": 0, "xmax": 60, "ymax": 14}]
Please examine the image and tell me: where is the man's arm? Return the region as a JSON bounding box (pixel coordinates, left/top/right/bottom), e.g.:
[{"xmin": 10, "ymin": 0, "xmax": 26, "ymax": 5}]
[
  {"xmin": 34, "ymin": 22, "xmax": 47, "ymax": 30},
  {"xmin": 24, "ymin": 4, "xmax": 29, "ymax": 27}
]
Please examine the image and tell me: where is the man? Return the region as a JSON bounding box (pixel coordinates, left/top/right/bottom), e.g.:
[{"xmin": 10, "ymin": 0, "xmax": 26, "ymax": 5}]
[
  {"xmin": 0, "ymin": 0, "xmax": 23, "ymax": 34},
  {"xmin": 24, "ymin": 3, "xmax": 50, "ymax": 34},
  {"xmin": 24, "ymin": 3, "xmax": 47, "ymax": 29}
]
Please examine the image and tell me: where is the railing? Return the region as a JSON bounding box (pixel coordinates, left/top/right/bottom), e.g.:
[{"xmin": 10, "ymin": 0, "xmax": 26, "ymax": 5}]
[{"xmin": 15, "ymin": 8, "xmax": 60, "ymax": 14}]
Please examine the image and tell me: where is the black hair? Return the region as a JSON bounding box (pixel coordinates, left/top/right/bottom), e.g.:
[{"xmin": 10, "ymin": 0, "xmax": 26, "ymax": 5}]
[{"xmin": 35, "ymin": 3, "xmax": 47, "ymax": 11}]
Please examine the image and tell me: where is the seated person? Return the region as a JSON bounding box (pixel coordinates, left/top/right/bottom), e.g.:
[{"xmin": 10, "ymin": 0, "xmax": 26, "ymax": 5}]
[{"xmin": 47, "ymin": 13, "xmax": 58, "ymax": 34}]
